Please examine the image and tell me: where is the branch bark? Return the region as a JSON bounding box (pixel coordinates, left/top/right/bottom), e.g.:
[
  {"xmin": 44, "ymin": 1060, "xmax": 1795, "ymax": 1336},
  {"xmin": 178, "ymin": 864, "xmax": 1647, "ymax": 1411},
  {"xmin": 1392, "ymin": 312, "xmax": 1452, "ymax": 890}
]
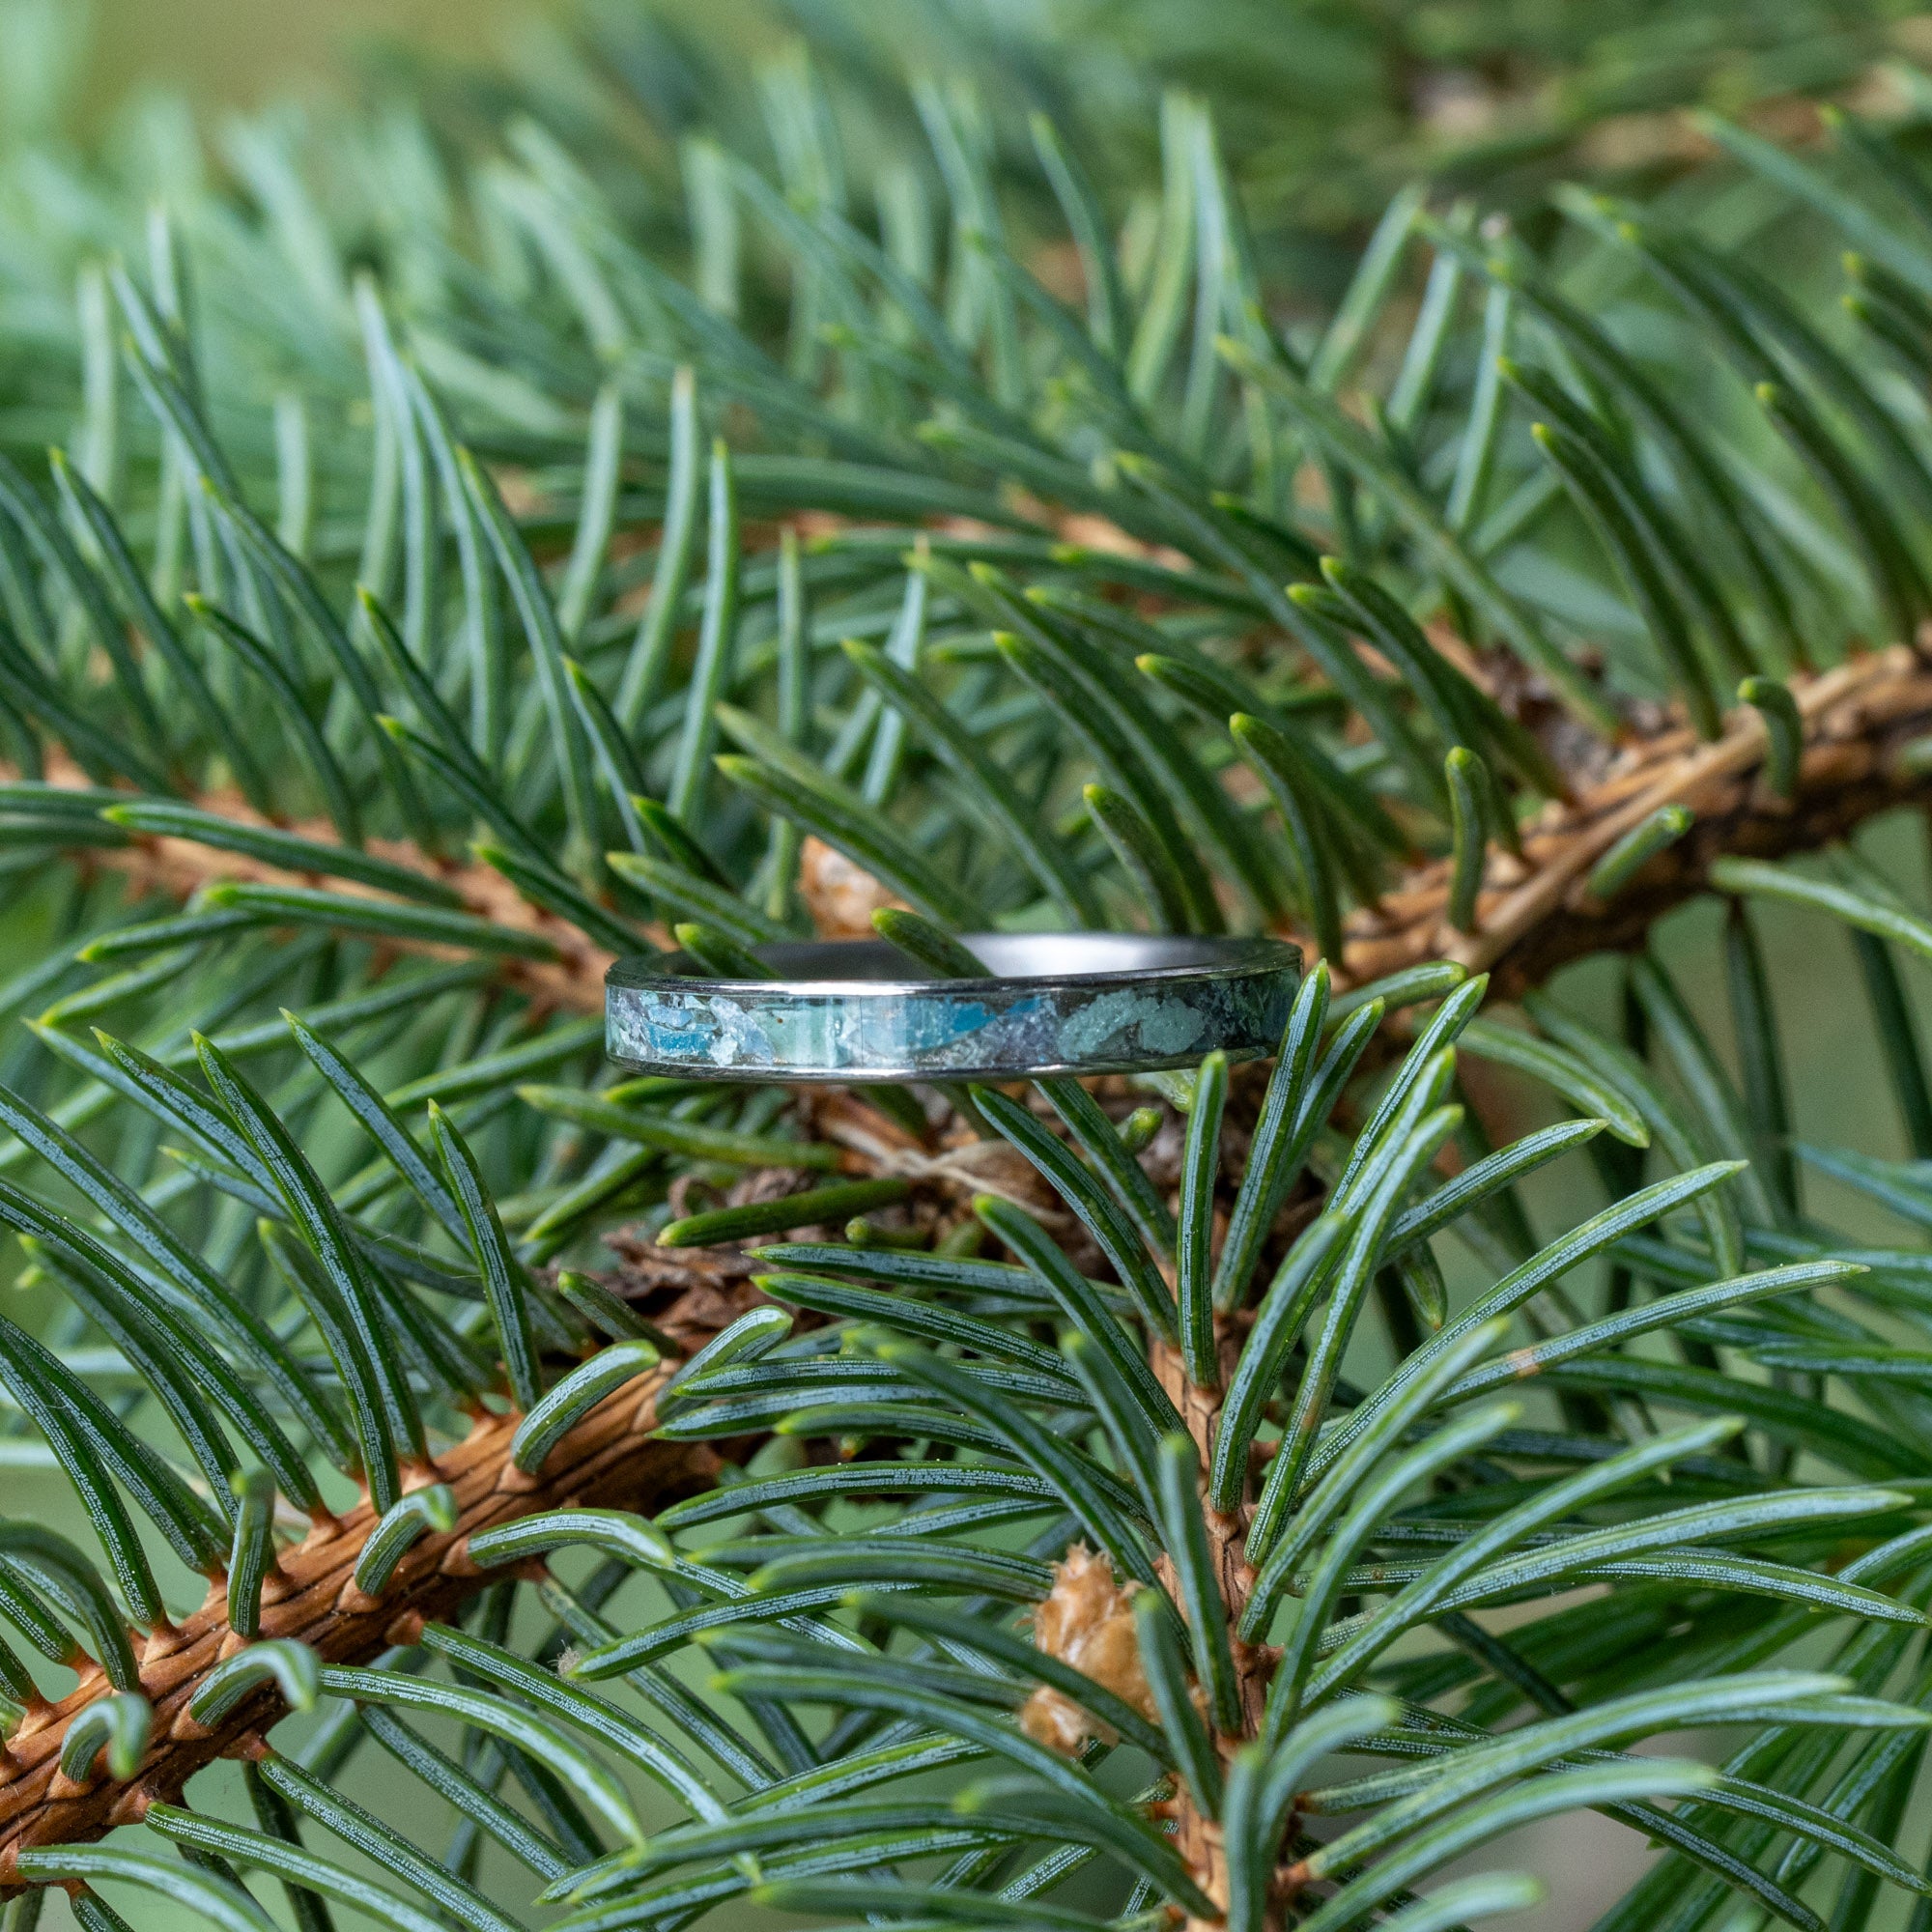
[
  {"xmin": 0, "ymin": 1281, "xmax": 734, "ymax": 1886},
  {"xmin": 1338, "ymin": 643, "xmax": 1932, "ymax": 995},
  {"xmin": 19, "ymin": 644, "xmax": 1932, "ymax": 1009},
  {"xmin": 8, "ymin": 643, "xmax": 1932, "ymax": 1894},
  {"xmin": 18, "ymin": 753, "xmax": 621, "ymax": 1015}
]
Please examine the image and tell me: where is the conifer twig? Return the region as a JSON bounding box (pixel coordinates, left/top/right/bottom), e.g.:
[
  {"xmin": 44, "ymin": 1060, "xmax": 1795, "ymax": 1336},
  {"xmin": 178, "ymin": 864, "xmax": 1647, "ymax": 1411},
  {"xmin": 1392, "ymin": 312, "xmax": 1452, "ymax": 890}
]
[
  {"xmin": 0, "ymin": 1278, "xmax": 732, "ymax": 1884},
  {"xmin": 19, "ymin": 641, "xmax": 1932, "ymax": 1007},
  {"xmin": 11, "ymin": 751, "xmax": 622, "ymax": 1014},
  {"xmin": 1350, "ymin": 642, "xmax": 1932, "ymax": 995}
]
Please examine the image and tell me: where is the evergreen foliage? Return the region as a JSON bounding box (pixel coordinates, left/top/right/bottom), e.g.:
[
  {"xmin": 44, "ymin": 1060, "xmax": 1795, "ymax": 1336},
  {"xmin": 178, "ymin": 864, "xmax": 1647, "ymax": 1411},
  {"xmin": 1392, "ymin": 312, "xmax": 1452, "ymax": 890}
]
[{"xmin": 5, "ymin": 2, "xmax": 1932, "ymax": 1926}]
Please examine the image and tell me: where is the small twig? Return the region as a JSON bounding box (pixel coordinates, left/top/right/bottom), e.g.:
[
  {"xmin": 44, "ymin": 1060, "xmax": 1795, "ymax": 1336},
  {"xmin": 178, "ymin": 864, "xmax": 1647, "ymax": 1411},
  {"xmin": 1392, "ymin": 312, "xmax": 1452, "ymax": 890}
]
[
  {"xmin": 0, "ymin": 1279, "xmax": 734, "ymax": 1885},
  {"xmin": 1334, "ymin": 643, "xmax": 1932, "ymax": 994},
  {"xmin": 17, "ymin": 645, "xmax": 1932, "ymax": 1012}
]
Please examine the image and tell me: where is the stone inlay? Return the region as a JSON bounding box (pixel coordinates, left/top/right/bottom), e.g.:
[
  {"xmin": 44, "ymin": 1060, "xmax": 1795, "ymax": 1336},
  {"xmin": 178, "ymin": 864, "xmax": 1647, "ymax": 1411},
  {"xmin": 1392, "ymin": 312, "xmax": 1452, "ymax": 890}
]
[{"xmin": 607, "ymin": 935, "xmax": 1301, "ymax": 1082}]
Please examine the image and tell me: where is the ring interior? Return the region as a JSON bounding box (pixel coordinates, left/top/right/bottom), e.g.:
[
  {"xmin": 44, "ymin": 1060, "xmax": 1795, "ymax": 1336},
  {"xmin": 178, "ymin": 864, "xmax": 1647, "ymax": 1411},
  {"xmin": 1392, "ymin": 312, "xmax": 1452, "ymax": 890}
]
[{"xmin": 611, "ymin": 933, "xmax": 1292, "ymax": 992}]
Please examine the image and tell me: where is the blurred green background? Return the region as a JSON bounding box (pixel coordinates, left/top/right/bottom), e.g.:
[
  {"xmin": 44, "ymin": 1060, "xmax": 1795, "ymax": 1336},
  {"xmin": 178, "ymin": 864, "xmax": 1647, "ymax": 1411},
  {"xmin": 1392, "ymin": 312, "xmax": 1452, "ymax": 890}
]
[{"xmin": 88, "ymin": 0, "xmax": 541, "ymax": 109}]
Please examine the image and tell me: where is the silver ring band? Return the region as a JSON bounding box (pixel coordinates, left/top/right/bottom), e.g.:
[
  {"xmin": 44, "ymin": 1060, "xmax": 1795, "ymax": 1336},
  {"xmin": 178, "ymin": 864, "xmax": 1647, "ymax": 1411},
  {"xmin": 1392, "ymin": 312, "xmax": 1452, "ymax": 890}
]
[{"xmin": 606, "ymin": 934, "xmax": 1301, "ymax": 1083}]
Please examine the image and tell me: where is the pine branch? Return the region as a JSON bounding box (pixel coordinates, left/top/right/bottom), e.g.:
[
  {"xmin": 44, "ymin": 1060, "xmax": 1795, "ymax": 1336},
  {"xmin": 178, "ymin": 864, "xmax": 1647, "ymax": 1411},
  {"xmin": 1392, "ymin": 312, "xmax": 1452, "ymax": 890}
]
[
  {"xmin": 5, "ymin": 749, "xmax": 621, "ymax": 1016},
  {"xmin": 7, "ymin": 35, "xmax": 1932, "ymax": 1921},
  {"xmin": 1340, "ymin": 642, "xmax": 1932, "ymax": 996},
  {"xmin": 23, "ymin": 642, "xmax": 1932, "ymax": 1020},
  {"xmin": 1144, "ymin": 1334, "xmax": 1278, "ymax": 1928},
  {"xmin": 0, "ymin": 1276, "xmax": 733, "ymax": 1887}
]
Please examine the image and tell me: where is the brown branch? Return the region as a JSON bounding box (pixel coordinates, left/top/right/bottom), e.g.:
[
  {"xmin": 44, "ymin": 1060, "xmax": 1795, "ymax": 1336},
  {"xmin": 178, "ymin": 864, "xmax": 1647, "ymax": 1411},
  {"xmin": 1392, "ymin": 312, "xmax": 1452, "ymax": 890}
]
[
  {"xmin": 1333, "ymin": 642, "xmax": 1932, "ymax": 995},
  {"xmin": 17, "ymin": 751, "xmax": 621, "ymax": 1015},
  {"xmin": 0, "ymin": 1282, "xmax": 741, "ymax": 1886},
  {"xmin": 1094, "ymin": 647, "xmax": 1932, "ymax": 1924},
  {"xmin": 22, "ymin": 645, "xmax": 1932, "ymax": 1014},
  {"xmin": 8, "ymin": 641, "xmax": 1932, "ymax": 1897},
  {"xmin": 1152, "ymin": 1335, "xmax": 1281, "ymax": 1932}
]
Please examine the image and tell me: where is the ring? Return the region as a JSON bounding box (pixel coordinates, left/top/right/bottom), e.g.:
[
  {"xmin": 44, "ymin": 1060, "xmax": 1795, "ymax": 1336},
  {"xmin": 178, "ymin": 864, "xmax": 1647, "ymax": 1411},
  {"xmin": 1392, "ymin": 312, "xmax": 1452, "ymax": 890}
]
[{"xmin": 605, "ymin": 934, "xmax": 1300, "ymax": 1083}]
